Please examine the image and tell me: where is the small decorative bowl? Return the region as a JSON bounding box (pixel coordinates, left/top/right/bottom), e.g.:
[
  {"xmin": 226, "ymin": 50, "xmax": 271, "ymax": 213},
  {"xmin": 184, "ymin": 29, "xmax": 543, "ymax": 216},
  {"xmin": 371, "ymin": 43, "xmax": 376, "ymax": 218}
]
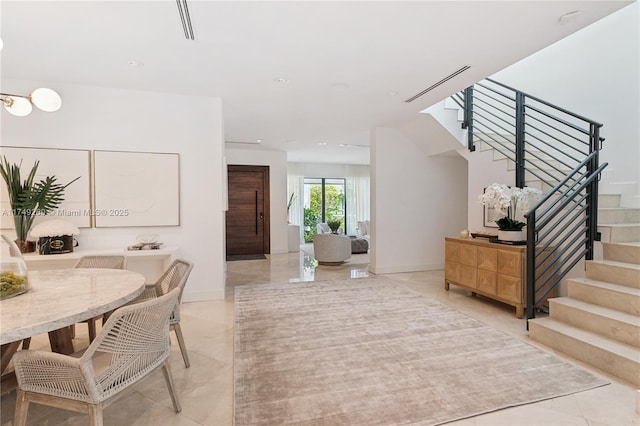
[{"xmin": 136, "ymin": 234, "xmax": 159, "ymax": 244}]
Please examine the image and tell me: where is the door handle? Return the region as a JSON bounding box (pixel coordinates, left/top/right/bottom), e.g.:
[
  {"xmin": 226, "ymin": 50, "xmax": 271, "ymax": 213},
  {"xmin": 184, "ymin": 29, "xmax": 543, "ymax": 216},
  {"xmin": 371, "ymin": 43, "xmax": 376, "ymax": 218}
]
[{"xmin": 259, "ymin": 212, "xmax": 264, "ymax": 220}]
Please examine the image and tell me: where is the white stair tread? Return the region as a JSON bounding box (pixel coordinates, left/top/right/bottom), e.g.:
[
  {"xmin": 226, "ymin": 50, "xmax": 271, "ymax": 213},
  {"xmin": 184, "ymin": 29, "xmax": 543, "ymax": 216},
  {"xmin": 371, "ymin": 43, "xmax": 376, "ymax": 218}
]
[
  {"xmin": 588, "ymin": 258, "xmax": 640, "ymax": 270},
  {"xmin": 598, "ymin": 223, "xmax": 640, "ymax": 227},
  {"xmin": 531, "ymin": 318, "xmax": 640, "ymax": 361},
  {"xmin": 570, "ymin": 277, "xmax": 640, "ymax": 296},
  {"xmin": 551, "ymin": 297, "xmax": 640, "ymax": 326},
  {"xmin": 599, "ymin": 207, "xmax": 640, "ymax": 212}
]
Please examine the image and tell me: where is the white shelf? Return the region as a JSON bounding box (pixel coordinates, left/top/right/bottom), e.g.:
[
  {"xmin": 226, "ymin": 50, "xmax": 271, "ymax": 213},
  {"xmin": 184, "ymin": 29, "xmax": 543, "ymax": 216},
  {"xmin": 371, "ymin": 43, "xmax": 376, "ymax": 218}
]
[{"xmin": 21, "ymin": 246, "xmax": 179, "ymax": 262}]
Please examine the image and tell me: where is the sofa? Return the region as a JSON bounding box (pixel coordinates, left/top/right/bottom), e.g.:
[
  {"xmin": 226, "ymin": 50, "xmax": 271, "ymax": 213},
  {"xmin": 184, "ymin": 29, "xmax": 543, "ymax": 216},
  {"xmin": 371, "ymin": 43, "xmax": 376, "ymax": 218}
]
[{"xmin": 357, "ymin": 220, "xmax": 371, "ymax": 243}]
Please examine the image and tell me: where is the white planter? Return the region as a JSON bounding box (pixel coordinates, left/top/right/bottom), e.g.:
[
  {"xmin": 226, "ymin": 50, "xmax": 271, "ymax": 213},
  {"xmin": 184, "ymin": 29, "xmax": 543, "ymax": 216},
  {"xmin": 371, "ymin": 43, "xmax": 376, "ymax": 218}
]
[{"xmin": 498, "ymin": 229, "xmax": 525, "ymax": 242}]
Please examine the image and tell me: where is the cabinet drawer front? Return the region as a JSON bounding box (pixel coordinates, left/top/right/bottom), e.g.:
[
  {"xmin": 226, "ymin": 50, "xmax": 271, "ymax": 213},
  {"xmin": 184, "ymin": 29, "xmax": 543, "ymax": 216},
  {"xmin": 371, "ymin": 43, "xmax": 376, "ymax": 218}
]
[
  {"xmin": 477, "ymin": 247, "xmax": 497, "ymax": 271},
  {"xmin": 497, "ymin": 250, "xmax": 522, "ymax": 277},
  {"xmin": 460, "ymin": 245, "xmax": 477, "ymax": 267},
  {"xmin": 477, "ymin": 270, "xmax": 497, "ymax": 294},
  {"xmin": 497, "ymin": 274, "xmax": 522, "ymax": 303},
  {"xmin": 445, "ymin": 261, "xmax": 460, "ymax": 282},
  {"xmin": 445, "ymin": 241, "xmax": 460, "ymax": 262},
  {"xmin": 459, "ymin": 264, "xmax": 477, "ymax": 288}
]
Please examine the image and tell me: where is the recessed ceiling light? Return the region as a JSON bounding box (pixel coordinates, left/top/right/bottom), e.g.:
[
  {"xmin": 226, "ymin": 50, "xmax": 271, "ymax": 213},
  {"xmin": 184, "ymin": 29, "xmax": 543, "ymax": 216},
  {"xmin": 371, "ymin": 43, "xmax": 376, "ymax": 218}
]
[
  {"xmin": 559, "ymin": 10, "xmax": 583, "ymax": 24},
  {"xmin": 387, "ymin": 90, "xmax": 398, "ymax": 97},
  {"xmin": 330, "ymin": 82, "xmax": 350, "ymax": 90},
  {"xmin": 256, "ymin": 138, "xmax": 263, "ymax": 143},
  {"xmin": 274, "ymin": 77, "xmax": 289, "ymax": 84},
  {"xmin": 317, "ymin": 142, "xmax": 327, "ymax": 146},
  {"xmin": 127, "ymin": 59, "xmax": 144, "ymax": 67}
]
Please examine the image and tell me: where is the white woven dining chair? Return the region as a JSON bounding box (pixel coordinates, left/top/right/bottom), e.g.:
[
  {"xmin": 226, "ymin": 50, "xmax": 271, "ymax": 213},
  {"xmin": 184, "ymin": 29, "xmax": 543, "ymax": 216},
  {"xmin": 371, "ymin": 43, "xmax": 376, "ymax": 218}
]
[
  {"xmin": 74, "ymin": 256, "xmax": 127, "ymax": 343},
  {"xmin": 132, "ymin": 259, "xmax": 194, "ymax": 368},
  {"xmin": 20, "ymin": 255, "xmax": 127, "ymax": 351},
  {"xmin": 12, "ymin": 287, "xmax": 182, "ymax": 426}
]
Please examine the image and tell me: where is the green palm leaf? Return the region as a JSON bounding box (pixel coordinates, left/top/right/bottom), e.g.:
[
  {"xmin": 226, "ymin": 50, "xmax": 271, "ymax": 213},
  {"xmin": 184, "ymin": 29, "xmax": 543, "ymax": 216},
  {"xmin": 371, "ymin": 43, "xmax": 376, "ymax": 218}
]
[{"xmin": 0, "ymin": 155, "xmax": 80, "ymax": 241}]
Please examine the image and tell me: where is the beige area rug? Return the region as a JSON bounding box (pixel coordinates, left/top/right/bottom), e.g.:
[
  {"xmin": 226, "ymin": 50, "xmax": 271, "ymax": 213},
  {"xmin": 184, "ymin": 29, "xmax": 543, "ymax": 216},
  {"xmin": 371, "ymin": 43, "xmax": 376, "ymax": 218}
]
[{"xmin": 234, "ymin": 277, "xmax": 608, "ymax": 425}]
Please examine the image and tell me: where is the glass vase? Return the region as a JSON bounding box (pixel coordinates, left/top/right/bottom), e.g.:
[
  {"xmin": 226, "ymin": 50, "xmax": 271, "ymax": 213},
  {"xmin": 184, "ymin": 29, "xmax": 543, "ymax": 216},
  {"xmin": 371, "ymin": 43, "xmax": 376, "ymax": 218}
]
[{"xmin": 1, "ymin": 234, "xmax": 30, "ymax": 299}]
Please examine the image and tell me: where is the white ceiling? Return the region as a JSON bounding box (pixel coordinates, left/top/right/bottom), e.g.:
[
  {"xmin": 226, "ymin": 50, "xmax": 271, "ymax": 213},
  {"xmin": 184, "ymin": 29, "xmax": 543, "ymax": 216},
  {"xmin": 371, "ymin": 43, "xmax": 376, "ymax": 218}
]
[{"xmin": 0, "ymin": 1, "xmax": 632, "ymax": 164}]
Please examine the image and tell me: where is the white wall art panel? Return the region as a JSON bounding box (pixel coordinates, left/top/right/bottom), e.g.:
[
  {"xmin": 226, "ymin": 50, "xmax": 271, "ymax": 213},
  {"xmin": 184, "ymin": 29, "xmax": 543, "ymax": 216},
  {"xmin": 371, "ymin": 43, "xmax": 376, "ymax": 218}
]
[
  {"xmin": 93, "ymin": 150, "xmax": 180, "ymax": 227},
  {"xmin": 0, "ymin": 146, "xmax": 91, "ymax": 229}
]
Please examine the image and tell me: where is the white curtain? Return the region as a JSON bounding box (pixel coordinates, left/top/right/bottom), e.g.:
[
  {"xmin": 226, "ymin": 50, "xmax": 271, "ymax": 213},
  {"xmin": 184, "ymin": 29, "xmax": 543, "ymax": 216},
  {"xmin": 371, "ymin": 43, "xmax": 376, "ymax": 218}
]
[
  {"xmin": 287, "ymin": 163, "xmax": 304, "ymax": 227},
  {"xmin": 345, "ymin": 164, "xmax": 370, "ymax": 236}
]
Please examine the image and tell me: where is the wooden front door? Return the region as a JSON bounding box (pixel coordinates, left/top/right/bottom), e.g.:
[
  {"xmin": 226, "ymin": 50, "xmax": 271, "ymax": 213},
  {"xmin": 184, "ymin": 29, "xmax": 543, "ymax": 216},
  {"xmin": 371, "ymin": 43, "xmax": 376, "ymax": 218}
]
[{"xmin": 226, "ymin": 165, "xmax": 270, "ymax": 255}]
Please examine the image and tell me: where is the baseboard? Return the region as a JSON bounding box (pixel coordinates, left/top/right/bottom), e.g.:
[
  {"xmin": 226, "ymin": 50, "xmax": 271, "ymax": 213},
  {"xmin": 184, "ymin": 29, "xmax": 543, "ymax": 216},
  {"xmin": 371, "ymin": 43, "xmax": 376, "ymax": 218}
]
[
  {"xmin": 370, "ymin": 263, "xmax": 444, "ymax": 274},
  {"xmin": 270, "ymin": 248, "xmax": 289, "ymax": 254}
]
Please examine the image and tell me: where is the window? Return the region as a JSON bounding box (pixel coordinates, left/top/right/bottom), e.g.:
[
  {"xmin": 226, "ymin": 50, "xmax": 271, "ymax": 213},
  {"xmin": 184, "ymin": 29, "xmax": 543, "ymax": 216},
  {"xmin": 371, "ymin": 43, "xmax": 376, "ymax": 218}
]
[{"xmin": 303, "ymin": 178, "xmax": 346, "ymax": 242}]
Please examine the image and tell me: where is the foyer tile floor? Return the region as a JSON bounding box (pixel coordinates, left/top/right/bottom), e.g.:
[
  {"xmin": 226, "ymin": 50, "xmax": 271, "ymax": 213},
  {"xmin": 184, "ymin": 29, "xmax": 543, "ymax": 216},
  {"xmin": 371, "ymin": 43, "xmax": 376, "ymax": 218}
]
[{"xmin": 1, "ymin": 249, "xmax": 638, "ymax": 425}]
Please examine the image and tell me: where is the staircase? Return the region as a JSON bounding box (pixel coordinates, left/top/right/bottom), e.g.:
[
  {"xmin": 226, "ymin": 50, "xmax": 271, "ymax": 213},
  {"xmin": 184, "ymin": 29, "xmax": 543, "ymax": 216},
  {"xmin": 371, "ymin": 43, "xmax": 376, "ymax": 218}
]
[
  {"xmin": 529, "ymin": 195, "xmax": 640, "ymax": 386},
  {"xmin": 447, "ymin": 80, "xmax": 640, "ymax": 385}
]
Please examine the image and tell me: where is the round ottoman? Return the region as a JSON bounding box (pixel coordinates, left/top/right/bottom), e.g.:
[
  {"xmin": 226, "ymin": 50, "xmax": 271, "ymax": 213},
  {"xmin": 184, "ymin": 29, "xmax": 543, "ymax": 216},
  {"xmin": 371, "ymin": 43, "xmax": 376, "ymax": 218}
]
[{"xmin": 351, "ymin": 238, "xmax": 369, "ymax": 254}]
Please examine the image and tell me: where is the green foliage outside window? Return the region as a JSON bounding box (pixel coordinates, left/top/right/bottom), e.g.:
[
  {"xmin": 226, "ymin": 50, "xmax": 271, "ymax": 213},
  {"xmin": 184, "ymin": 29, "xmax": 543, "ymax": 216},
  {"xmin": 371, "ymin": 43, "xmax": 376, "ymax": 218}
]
[{"xmin": 303, "ymin": 184, "xmax": 345, "ymax": 242}]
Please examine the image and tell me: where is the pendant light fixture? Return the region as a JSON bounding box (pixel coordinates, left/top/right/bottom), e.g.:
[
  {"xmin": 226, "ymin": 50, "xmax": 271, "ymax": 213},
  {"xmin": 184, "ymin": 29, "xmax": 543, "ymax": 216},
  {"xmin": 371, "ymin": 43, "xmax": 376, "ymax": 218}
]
[{"xmin": 0, "ymin": 88, "xmax": 63, "ymax": 116}]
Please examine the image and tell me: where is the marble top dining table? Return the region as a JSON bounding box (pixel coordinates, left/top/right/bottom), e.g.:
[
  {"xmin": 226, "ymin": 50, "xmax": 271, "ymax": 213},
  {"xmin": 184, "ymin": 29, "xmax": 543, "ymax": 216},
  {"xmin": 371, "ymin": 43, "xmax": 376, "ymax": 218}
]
[{"xmin": 0, "ymin": 268, "xmax": 145, "ymax": 366}]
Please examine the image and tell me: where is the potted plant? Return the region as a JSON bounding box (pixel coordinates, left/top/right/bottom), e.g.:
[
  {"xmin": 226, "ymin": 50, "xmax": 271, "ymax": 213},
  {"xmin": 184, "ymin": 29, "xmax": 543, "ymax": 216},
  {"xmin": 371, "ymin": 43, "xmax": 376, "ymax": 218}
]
[
  {"xmin": 0, "ymin": 156, "xmax": 79, "ymax": 253},
  {"xmin": 327, "ymin": 219, "xmax": 342, "ymax": 234},
  {"xmin": 479, "ymin": 183, "xmax": 542, "ymax": 242}
]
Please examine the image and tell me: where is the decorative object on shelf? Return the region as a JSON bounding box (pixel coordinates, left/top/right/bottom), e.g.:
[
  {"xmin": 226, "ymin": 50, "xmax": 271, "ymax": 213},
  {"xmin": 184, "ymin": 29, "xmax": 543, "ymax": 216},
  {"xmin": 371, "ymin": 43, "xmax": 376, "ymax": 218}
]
[
  {"xmin": 137, "ymin": 234, "xmax": 159, "ymax": 244},
  {"xmin": 0, "ymin": 87, "xmax": 62, "ymax": 117},
  {"xmin": 460, "ymin": 229, "xmax": 470, "ymax": 239},
  {"xmin": 0, "ymin": 156, "xmax": 80, "ymax": 253},
  {"xmin": 127, "ymin": 243, "xmax": 163, "ymax": 251},
  {"xmin": 479, "ymin": 183, "xmax": 542, "ymax": 241},
  {"xmin": 128, "ymin": 235, "xmax": 163, "ymax": 250},
  {"xmin": 471, "ymin": 232, "xmax": 498, "ymax": 240},
  {"xmin": 0, "ymin": 234, "xmax": 30, "ymax": 299},
  {"xmin": 30, "ymin": 219, "xmax": 80, "ymax": 255},
  {"xmin": 327, "ymin": 219, "xmax": 342, "ymax": 234}
]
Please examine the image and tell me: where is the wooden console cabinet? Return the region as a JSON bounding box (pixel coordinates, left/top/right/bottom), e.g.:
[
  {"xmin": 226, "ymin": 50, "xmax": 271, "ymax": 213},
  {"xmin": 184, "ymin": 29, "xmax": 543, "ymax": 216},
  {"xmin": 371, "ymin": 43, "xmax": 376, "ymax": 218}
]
[{"xmin": 445, "ymin": 237, "xmax": 533, "ymax": 318}]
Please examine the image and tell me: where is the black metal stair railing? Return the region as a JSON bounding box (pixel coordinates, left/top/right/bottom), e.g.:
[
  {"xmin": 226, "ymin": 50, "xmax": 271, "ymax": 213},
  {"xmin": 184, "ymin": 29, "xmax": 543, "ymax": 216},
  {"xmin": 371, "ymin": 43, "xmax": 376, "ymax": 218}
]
[{"xmin": 453, "ymin": 78, "xmax": 606, "ymax": 324}]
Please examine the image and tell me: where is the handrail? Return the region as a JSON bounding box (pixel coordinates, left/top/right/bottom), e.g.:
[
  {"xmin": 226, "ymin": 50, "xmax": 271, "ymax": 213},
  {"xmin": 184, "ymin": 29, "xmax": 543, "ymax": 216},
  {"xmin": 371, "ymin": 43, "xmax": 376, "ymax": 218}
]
[
  {"xmin": 456, "ymin": 78, "xmax": 606, "ymax": 328},
  {"xmin": 525, "ymin": 152, "xmax": 597, "ymax": 215},
  {"xmin": 486, "ymin": 78, "xmax": 603, "ymax": 127}
]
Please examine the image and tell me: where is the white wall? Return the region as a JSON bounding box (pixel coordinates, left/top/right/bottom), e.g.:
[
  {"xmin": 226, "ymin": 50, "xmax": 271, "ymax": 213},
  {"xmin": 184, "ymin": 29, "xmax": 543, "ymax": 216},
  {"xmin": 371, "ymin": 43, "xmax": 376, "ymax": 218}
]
[
  {"xmin": 492, "ymin": 2, "xmax": 640, "ymax": 206},
  {"xmin": 458, "ymin": 149, "xmax": 515, "ymax": 233},
  {"xmin": 291, "ymin": 162, "xmax": 367, "ymax": 179},
  {"xmin": 370, "ymin": 126, "xmax": 467, "ymax": 274},
  {"xmin": 225, "ymin": 143, "xmax": 288, "ymax": 253},
  {"xmin": 1, "ymin": 79, "xmax": 226, "ymax": 301}
]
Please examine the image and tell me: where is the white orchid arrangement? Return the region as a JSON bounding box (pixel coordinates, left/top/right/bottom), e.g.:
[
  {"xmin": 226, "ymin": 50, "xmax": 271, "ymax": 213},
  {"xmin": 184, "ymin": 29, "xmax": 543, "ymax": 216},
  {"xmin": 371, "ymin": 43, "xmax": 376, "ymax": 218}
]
[{"xmin": 479, "ymin": 183, "xmax": 543, "ymax": 230}]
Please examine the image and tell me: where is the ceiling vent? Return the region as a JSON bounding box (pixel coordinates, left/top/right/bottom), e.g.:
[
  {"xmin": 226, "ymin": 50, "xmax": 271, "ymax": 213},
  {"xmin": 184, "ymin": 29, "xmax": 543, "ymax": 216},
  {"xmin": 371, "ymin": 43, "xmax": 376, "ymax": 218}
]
[
  {"xmin": 176, "ymin": 0, "xmax": 195, "ymax": 40},
  {"xmin": 404, "ymin": 65, "xmax": 470, "ymax": 103}
]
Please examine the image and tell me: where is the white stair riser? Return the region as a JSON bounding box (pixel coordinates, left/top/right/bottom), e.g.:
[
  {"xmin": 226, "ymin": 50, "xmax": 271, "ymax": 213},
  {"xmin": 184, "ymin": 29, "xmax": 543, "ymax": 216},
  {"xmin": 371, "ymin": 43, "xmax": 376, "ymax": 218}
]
[
  {"xmin": 603, "ymin": 243, "xmax": 640, "ymax": 265},
  {"xmin": 598, "ymin": 208, "xmax": 640, "ymax": 224},
  {"xmin": 607, "ymin": 225, "xmax": 640, "ymax": 243},
  {"xmin": 529, "ymin": 321, "xmax": 640, "ymax": 387},
  {"xmin": 568, "ymin": 280, "xmax": 640, "ymax": 315},
  {"xmin": 599, "ymin": 194, "xmax": 622, "ymax": 208},
  {"xmin": 586, "ymin": 262, "xmax": 640, "ymax": 288},
  {"xmin": 549, "ymin": 299, "xmax": 640, "ymax": 348}
]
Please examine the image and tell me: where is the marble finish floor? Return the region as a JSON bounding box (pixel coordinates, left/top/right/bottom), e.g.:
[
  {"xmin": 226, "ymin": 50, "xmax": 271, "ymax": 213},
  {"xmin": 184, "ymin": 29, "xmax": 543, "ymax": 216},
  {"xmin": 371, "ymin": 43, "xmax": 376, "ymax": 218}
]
[{"xmin": 1, "ymin": 250, "xmax": 638, "ymax": 425}]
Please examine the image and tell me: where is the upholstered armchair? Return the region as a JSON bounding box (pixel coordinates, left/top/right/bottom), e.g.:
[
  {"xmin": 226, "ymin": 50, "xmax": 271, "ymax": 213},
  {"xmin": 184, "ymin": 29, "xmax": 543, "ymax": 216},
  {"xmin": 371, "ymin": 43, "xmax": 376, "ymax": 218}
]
[{"xmin": 312, "ymin": 233, "xmax": 351, "ymax": 265}]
